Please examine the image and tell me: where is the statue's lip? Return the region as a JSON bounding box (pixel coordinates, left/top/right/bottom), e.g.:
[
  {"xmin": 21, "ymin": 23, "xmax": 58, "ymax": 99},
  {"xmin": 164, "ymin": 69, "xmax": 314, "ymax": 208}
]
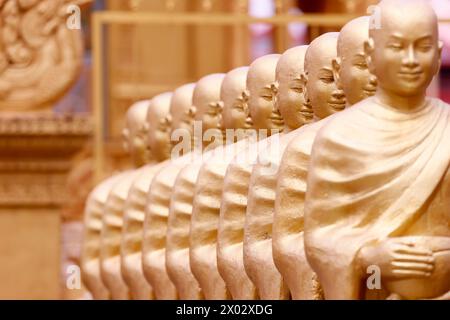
[
  {"xmin": 363, "ymin": 85, "xmax": 377, "ymax": 94},
  {"xmin": 399, "ymin": 69, "xmax": 423, "ymax": 75},
  {"xmin": 302, "ymin": 101, "xmax": 313, "ymax": 110},
  {"xmin": 300, "ymin": 106, "xmax": 314, "ymax": 119},
  {"xmin": 244, "ymin": 117, "xmax": 253, "ymax": 129},
  {"xmin": 270, "ymin": 110, "xmax": 284, "ymax": 122},
  {"xmin": 300, "ymin": 106, "xmax": 313, "ymax": 113},
  {"xmin": 398, "ymin": 70, "xmax": 423, "ymax": 78},
  {"xmin": 328, "ymin": 100, "xmax": 346, "ymax": 110}
]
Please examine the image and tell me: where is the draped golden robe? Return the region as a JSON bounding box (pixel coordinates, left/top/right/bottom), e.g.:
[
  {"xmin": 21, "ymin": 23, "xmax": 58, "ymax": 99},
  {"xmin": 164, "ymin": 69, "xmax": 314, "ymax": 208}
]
[
  {"xmin": 142, "ymin": 159, "xmax": 183, "ymax": 300},
  {"xmin": 101, "ymin": 170, "xmax": 140, "ymax": 300},
  {"xmin": 190, "ymin": 137, "xmax": 251, "ymax": 300},
  {"xmin": 273, "ymin": 121, "xmax": 329, "ymax": 299},
  {"xmin": 166, "ymin": 162, "xmax": 204, "ymax": 299},
  {"xmin": 82, "ymin": 173, "xmax": 124, "ymax": 300},
  {"xmin": 305, "ymin": 97, "xmax": 450, "ymax": 299},
  {"xmin": 121, "ymin": 162, "xmax": 166, "ymax": 300},
  {"xmin": 240, "ymin": 132, "xmax": 291, "ymax": 300}
]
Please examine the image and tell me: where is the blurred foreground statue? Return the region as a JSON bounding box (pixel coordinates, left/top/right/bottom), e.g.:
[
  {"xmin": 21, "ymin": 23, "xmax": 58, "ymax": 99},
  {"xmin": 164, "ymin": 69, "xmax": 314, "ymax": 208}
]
[
  {"xmin": 304, "ymin": 0, "xmax": 450, "ymax": 300},
  {"xmin": 166, "ymin": 68, "xmax": 249, "ymax": 300},
  {"xmin": 121, "ymin": 84, "xmax": 195, "ymax": 300},
  {"xmin": 81, "ymin": 100, "xmax": 153, "ymax": 299},
  {"xmin": 100, "ymin": 95, "xmax": 172, "ymax": 300},
  {"xmin": 142, "ymin": 74, "xmax": 225, "ymax": 300}
]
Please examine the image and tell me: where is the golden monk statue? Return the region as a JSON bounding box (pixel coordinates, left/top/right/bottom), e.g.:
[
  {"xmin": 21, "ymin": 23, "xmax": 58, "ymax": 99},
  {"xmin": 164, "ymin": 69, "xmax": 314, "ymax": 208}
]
[
  {"xmin": 232, "ymin": 46, "xmax": 311, "ymax": 300},
  {"xmin": 142, "ymin": 74, "xmax": 225, "ymax": 300},
  {"xmin": 273, "ymin": 18, "xmax": 377, "ymax": 299},
  {"xmin": 266, "ymin": 32, "xmax": 344, "ymax": 300},
  {"xmin": 305, "ymin": 0, "xmax": 449, "ymax": 300},
  {"xmin": 100, "ymin": 93, "xmax": 172, "ymax": 300},
  {"xmin": 120, "ymin": 84, "xmax": 195, "ymax": 299},
  {"xmin": 81, "ymin": 100, "xmax": 152, "ymax": 299},
  {"xmin": 190, "ymin": 54, "xmax": 282, "ymax": 300},
  {"xmin": 166, "ymin": 67, "xmax": 249, "ymax": 300}
]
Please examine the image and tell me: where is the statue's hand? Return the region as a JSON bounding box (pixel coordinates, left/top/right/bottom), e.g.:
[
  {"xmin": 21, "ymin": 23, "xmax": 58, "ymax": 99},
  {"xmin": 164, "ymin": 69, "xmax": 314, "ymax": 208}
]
[{"xmin": 358, "ymin": 239, "xmax": 435, "ymax": 280}]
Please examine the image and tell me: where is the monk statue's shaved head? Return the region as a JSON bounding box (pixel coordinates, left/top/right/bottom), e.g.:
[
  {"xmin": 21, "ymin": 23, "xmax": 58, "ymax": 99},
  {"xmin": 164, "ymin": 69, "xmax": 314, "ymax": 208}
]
[
  {"xmin": 305, "ymin": 32, "xmax": 345, "ymax": 120},
  {"xmin": 335, "ymin": 16, "xmax": 377, "ymax": 106},
  {"xmin": 366, "ymin": 0, "xmax": 442, "ymax": 102}
]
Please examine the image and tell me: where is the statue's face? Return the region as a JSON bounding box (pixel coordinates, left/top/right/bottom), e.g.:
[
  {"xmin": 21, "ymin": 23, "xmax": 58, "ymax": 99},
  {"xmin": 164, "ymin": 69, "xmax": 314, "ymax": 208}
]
[
  {"xmin": 368, "ymin": 2, "xmax": 441, "ymax": 97},
  {"xmin": 305, "ymin": 34, "xmax": 346, "ymax": 120},
  {"xmin": 247, "ymin": 54, "xmax": 282, "ymax": 131},
  {"xmin": 193, "ymin": 74, "xmax": 225, "ymax": 132},
  {"xmin": 276, "ymin": 76, "xmax": 310, "ymax": 129},
  {"xmin": 170, "ymin": 84, "xmax": 195, "ymax": 135},
  {"xmin": 337, "ymin": 19, "xmax": 378, "ymax": 106},
  {"xmin": 122, "ymin": 125, "xmax": 147, "ymax": 162},
  {"xmin": 338, "ymin": 51, "xmax": 377, "ymax": 106},
  {"xmin": 122, "ymin": 100, "xmax": 151, "ymax": 165},
  {"xmin": 147, "ymin": 94, "xmax": 172, "ymax": 162},
  {"xmin": 221, "ymin": 67, "xmax": 250, "ymax": 130},
  {"xmin": 275, "ymin": 46, "xmax": 312, "ymax": 130}
]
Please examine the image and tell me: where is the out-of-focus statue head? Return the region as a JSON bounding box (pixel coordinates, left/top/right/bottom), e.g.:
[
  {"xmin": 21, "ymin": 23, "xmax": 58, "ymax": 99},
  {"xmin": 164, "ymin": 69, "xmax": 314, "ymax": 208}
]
[
  {"xmin": 122, "ymin": 100, "xmax": 152, "ymax": 167},
  {"xmin": 275, "ymin": 45, "xmax": 311, "ymax": 131},
  {"xmin": 192, "ymin": 73, "xmax": 226, "ymax": 133},
  {"xmin": 220, "ymin": 66, "xmax": 250, "ymax": 130},
  {"xmin": 247, "ymin": 54, "xmax": 282, "ymax": 131},
  {"xmin": 305, "ymin": 32, "xmax": 346, "ymax": 120},
  {"xmin": 169, "ymin": 83, "xmax": 196, "ymax": 136},
  {"xmin": 333, "ymin": 16, "xmax": 377, "ymax": 106},
  {"xmin": 146, "ymin": 92, "xmax": 172, "ymax": 162}
]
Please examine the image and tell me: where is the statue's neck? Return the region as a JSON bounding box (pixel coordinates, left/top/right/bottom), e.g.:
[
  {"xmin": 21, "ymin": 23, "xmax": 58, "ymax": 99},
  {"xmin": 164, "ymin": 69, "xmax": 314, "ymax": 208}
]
[
  {"xmin": 313, "ymin": 115, "xmax": 322, "ymax": 122},
  {"xmin": 283, "ymin": 125, "xmax": 292, "ymax": 134},
  {"xmin": 375, "ymin": 88, "xmax": 426, "ymax": 113},
  {"xmin": 131, "ymin": 153, "xmax": 148, "ymax": 168}
]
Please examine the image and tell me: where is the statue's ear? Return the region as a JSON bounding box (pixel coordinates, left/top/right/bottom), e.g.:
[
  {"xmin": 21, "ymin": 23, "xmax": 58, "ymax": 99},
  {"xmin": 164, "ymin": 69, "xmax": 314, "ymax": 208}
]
[
  {"xmin": 300, "ymin": 72, "xmax": 309, "ymax": 102},
  {"xmin": 364, "ymin": 38, "xmax": 375, "ymax": 74},
  {"xmin": 187, "ymin": 105, "xmax": 197, "ymax": 118},
  {"xmin": 332, "ymin": 57, "xmax": 342, "ymax": 89},
  {"xmin": 217, "ymin": 100, "xmax": 224, "ymax": 111},
  {"xmin": 270, "ymin": 81, "xmax": 279, "ymax": 95},
  {"xmin": 122, "ymin": 128, "xmax": 130, "ymax": 152},
  {"xmin": 242, "ymin": 89, "xmax": 250, "ymax": 101},
  {"xmin": 142, "ymin": 122, "xmax": 149, "ymax": 135},
  {"xmin": 435, "ymin": 40, "xmax": 444, "ymax": 76},
  {"xmin": 165, "ymin": 115, "xmax": 173, "ymax": 131}
]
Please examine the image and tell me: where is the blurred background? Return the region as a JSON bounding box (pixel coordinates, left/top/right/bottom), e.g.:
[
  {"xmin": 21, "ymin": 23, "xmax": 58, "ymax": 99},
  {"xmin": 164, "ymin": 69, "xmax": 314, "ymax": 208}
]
[{"xmin": 0, "ymin": 0, "xmax": 449, "ymax": 299}]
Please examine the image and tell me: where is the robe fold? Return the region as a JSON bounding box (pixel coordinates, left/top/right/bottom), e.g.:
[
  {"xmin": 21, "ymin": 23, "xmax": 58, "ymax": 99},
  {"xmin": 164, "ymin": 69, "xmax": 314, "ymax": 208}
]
[{"xmin": 304, "ymin": 97, "xmax": 450, "ymax": 299}]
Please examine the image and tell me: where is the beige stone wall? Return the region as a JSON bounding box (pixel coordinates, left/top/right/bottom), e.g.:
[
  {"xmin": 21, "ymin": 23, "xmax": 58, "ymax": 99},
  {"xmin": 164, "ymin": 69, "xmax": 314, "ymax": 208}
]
[{"xmin": 0, "ymin": 209, "xmax": 60, "ymax": 299}]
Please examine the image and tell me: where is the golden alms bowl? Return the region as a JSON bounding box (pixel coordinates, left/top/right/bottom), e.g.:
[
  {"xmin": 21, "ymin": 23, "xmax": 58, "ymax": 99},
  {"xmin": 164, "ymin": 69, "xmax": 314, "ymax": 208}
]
[{"xmin": 383, "ymin": 236, "xmax": 450, "ymax": 300}]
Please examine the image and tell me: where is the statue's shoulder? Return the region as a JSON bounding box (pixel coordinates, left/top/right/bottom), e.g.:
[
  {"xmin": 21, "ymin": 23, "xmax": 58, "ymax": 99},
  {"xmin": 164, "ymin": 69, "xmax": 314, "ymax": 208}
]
[
  {"xmin": 132, "ymin": 162, "xmax": 168, "ymax": 193},
  {"xmin": 315, "ymin": 99, "xmax": 373, "ymax": 144},
  {"xmin": 286, "ymin": 120, "xmax": 330, "ymax": 157},
  {"xmin": 89, "ymin": 171, "xmax": 128, "ymax": 203},
  {"xmin": 109, "ymin": 170, "xmax": 140, "ymax": 200}
]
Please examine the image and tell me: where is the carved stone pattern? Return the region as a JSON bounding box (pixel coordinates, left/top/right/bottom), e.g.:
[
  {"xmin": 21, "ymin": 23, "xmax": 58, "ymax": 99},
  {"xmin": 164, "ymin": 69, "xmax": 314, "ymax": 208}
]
[
  {"xmin": 0, "ymin": 113, "xmax": 92, "ymax": 207},
  {"xmin": 0, "ymin": 0, "xmax": 84, "ymax": 111},
  {"xmin": 0, "ymin": 113, "xmax": 92, "ymax": 135}
]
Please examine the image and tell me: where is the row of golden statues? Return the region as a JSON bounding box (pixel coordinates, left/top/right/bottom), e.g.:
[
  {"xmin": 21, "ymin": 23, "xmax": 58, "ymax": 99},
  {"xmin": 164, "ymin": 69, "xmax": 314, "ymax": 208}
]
[{"xmin": 81, "ymin": 0, "xmax": 449, "ymax": 300}]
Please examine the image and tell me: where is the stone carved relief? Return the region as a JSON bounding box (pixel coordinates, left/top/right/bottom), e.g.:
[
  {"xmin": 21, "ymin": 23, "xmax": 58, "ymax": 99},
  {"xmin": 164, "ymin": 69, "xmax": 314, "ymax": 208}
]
[
  {"xmin": 0, "ymin": 0, "xmax": 85, "ymax": 111},
  {"xmin": 0, "ymin": 113, "xmax": 92, "ymax": 207}
]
